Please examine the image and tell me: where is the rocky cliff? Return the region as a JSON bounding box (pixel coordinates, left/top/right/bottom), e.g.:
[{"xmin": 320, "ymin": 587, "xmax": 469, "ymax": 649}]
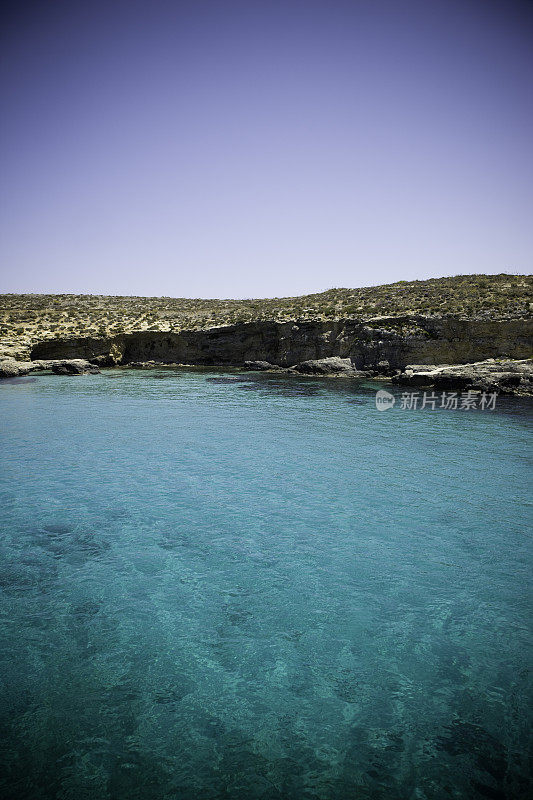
[{"xmin": 30, "ymin": 315, "xmax": 533, "ymax": 371}]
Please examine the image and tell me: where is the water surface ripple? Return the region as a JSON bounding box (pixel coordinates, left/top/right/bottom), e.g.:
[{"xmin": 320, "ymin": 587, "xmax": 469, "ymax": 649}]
[{"xmin": 0, "ymin": 370, "xmax": 531, "ymax": 799}]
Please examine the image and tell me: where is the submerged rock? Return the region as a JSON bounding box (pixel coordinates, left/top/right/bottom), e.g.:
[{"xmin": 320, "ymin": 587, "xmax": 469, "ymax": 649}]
[
  {"xmin": 392, "ymin": 358, "xmax": 533, "ymax": 395},
  {"xmin": 206, "ymin": 375, "xmax": 244, "ymax": 383}
]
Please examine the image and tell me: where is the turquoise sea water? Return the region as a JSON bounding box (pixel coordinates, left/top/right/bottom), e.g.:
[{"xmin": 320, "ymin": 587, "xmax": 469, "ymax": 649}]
[{"xmin": 0, "ymin": 369, "xmax": 531, "ymax": 800}]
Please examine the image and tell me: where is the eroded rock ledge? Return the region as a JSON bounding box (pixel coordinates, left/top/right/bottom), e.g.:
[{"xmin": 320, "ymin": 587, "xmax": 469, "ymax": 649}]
[
  {"xmin": 1, "ymin": 315, "xmax": 531, "ymax": 394},
  {"xmin": 29, "ymin": 316, "xmax": 532, "ymax": 369},
  {"xmin": 241, "ymin": 356, "xmax": 533, "ymax": 395},
  {"xmin": 392, "ymin": 359, "xmax": 533, "ymax": 396},
  {"xmin": 0, "ymin": 358, "xmax": 99, "ymax": 378}
]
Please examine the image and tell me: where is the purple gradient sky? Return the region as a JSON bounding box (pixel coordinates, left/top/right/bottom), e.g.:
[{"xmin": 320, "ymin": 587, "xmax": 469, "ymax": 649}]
[{"xmin": 1, "ymin": 0, "xmax": 532, "ymax": 298}]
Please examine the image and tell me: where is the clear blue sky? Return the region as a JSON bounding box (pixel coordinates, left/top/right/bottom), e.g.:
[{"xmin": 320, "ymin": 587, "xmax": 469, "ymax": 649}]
[{"xmin": 1, "ymin": 0, "xmax": 532, "ymax": 297}]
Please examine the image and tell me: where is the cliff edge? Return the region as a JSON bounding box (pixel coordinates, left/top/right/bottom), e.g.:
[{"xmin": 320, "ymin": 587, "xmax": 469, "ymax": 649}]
[{"xmin": 1, "ymin": 274, "xmax": 532, "ymax": 393}]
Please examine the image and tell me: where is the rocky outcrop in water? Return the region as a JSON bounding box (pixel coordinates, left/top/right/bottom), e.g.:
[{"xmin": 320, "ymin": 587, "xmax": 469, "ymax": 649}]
[
  {"xmin": 51, "ymin": 360, "xmax": 100, "ymax": 375},
  {"xmin": 0, "ymin": 358, "xmax": 100, "ymax": 378},
  {"xmin": 0, "ymin": 360, "xmax": 23, "ymax": 378},
  {"xmin": 392, "ymin": 358, "xmax": 533, "ymax": 395},
  {"xmin": 294, "ymin": 356, "xmax": 362, "ymax": 375},
  {"xmin": 243, "ymin": 360, "xmax": 277, "ymax": 371}
]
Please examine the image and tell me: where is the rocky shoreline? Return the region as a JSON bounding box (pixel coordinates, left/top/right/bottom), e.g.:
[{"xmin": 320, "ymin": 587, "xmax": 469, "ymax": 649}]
[
  {"xmin": 237, "ymin": 356, "xmax": 533, "ymax": 395},
  {"xmin": 0, "ymin": 358, "xmax": 100, "ymax": 378},
  {"xmin": 26, "ymin": 316, "xmax": 533, "ymax": 369},
  {"xmin": 1, "ymin": 309, "xmax": 532, "ymax": 395},
  {"xmin": 1, "ymin": 277, "xmax": 530, "ymax": 395},
  {"xmin": 391, "ymin": 358, "xmax": 533, "ymax": 396},
  {"xmin": 2, "ymin": 352, "xmax": 531, "ymax": 396}
]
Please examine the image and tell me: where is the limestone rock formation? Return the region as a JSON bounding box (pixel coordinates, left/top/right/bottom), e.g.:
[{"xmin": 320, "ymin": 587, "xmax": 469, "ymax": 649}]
[
  {"xmin": 294, "ymin": 357, "xmax": 362, "ymax": 375},
  {"xmin": 0, "ymin": 357, "xmax": 102, "ymax": 378},
  {"xmin": 0, "ymin": 359, "xmax": 23, "ymax": 378},
  {"xmin": 392, "ymin": 359, "xmax": 533, "ymax": 395},
  {"xmin": 127, "ymin": 361, "xmax": 160, "ymax": 369},
  {"xmin": 243, "ymin": 360, "xmax": 275, "ymax": 371},
  {"xmin": 29, "ymin": 316, "xmax": 533, "ymax": 374},
  {"xmin": 51, "ymin": 360, "xmax": 100, "ymax": 375},
  {"xmin": 1, "ymin": 277, "xmax": 531, "ymax": 392}
]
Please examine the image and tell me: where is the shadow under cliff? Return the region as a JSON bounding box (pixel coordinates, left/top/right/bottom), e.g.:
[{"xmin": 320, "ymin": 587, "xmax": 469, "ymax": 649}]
[{"xmin": 30, "ymin": 317, "xmax": 533, "ymax": 370}]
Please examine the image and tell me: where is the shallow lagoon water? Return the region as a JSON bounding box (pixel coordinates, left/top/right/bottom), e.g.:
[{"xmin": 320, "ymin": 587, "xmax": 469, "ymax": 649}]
[{"xmin": 0, "ymin": 369, "xmax": 531, "ymax": 799}]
